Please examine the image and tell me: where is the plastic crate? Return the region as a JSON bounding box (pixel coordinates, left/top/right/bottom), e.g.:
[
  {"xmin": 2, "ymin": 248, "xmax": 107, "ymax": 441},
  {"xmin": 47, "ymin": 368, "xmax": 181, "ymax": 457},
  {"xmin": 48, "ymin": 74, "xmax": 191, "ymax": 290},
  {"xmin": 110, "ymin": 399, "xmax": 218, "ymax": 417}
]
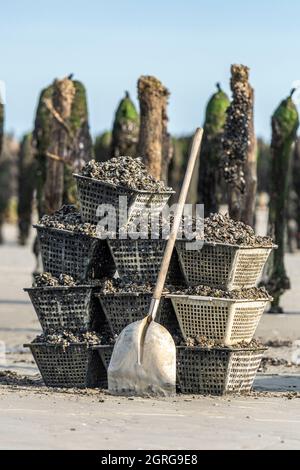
[
  {"xmin": 74, "ymin": 174, "xmax": 173, "ymax": 227},
  {"xmin": 168, "ymin": 295, "xmax": 268, "ymax": 345},
  {"xmin": 24, "ymin": 286, "xmax": 95, "ymax": 333},
  {"xmin": 35, "ymin": 225, "xmax": 115, "ymax": 281},
  {"xmin": 96, "ymin": 291, "xmax": 156, "ymax": 336},
  {"xmin": 107, "ymin": 239, "xmax": 184, "ymax": 284},
  {"xmin": 176, "ymin": 241, "xmax": 272, "ymax": 290},
  {"xmin": 24, "ymin": 342, "xmax": 107, "ymax": 388},
  {"xmin": 176, "ymin": 346, "xmax": 266, "ymax": 395},
  {"xmin": 96, "ymin": 291, "xmax": 182, "ymax": 338}
]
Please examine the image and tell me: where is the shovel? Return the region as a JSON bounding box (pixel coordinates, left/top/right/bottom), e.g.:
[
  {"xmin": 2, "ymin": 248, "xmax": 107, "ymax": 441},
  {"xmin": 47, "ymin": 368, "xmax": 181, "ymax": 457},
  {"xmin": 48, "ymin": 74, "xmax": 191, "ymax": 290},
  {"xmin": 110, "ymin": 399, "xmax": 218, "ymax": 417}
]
[{"xmin": 108, "ymin": 128, "xmax": 203, "ymax": 396}]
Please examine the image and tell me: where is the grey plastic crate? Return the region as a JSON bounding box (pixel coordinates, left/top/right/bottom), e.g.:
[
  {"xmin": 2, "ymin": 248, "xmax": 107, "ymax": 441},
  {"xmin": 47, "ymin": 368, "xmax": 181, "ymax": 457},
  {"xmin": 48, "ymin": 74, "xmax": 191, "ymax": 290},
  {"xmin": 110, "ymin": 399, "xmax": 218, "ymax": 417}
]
[
  {"xmin": 176, "ymin": 346, "xmax": 266, "ymax": 395},
  {"xmin": 96, "ymin": 291, "xmax": 182, "ymax": 338},
  {"xmin": 176, "ymin": 241, "xmax": 272, "ymax": 290},
  {"xmin": 74, "ymin": 174, "xmax": 173, "ymax": 227},
  {"xmin": 168, "ymin": 294, "xmax": 268, "ymax": 345},
  {"xmin": 24, "ymin": 342, "xmax": 107, "ymax": 388},
  {"xmin": 107, "ymin": 239, "xmax": 184, "ymax": 284},
  {"xmin": 35, "ymin": 225, "xmax": 115, "ymax": 282},
  {"xmin": 96, "ymin": 291, "xmax": 155, "ymax": 336}
]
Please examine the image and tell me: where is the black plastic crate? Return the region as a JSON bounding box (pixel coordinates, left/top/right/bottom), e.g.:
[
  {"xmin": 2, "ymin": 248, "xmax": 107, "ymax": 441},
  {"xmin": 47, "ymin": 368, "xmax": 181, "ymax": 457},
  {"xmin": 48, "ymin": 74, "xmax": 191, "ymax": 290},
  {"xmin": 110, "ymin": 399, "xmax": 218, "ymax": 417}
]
[
  {"xmin": 35, "ymin": 225, "xmax": 115, "ymax": 281},
  {"xmin": 74, "ymin": 174, "xmax": 173, "ymax": 227},
  {"xmin": 96, "ymin": 290, "xmax": 182, "ymax": 339},
  {"xmin": 107, "ymin": 239, "xmax": 184, "ymax": 284},
  {"xmin": 24, "ymin": 342, "xmax": 108, "ymax": 388}
]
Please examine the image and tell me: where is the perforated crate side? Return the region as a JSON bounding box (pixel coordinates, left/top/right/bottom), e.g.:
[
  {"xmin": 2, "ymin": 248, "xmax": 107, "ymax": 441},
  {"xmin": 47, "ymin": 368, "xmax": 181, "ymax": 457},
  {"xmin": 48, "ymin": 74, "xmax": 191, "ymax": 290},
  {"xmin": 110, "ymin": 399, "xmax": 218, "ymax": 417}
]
[
  {"xmin": 230, "ymin": 248, "xmax": 272, "ymax": 289},
  {"xmin": 25, "ymin": 286, "xmax": 93, "ymax": 333},
  {"xmin": 108, "ymin": 239, "xmax": 182, "ymax": 284},
  {"xmin": 130, "ymin": 192, "xmax": 172, "ymax": 221},
  {"xmin": 97, "ymin": 292, "xmax": 156, "ymax": 336},
  {"xmin": 170, "ymin": 296, "xmax": 229, "ymax": 342},
  {"xmin": 169, "ymin": 296, "xmax": 268, "ymax": 345},
  {"xmin": 36, "ymin": 226, "xmax": 115, "ymax": 281},
  {"xmin": 27, "ymin": 343, "xmax": 107, "ymax": 388},
  {"xmin": 225, "ymin": 349, "xmax": 264, "ymax": 393},
  {"xmin": 75, "ymin": 175, "xmax": 134, "ymax": 226},
  {"xmin": 74, "ymin": 174, "xmax": 172, "ymax": 227},
  {"xmin": 96, "ymin": 345, "xmax": 114, "ymax": 370},
  {"xmin": 176, "ymin": 347, "xmax": 230, "ymax": 395},
  {"xmin": 176, "ymin": 347, "xmax": 265, "ymax": 395},
  {"xmin": 229, "ymin": 301, "xmax": 267, "ymax": 344},
  {"xmin": 175, "ymin": 241, "xmax": 237, "ymax": 289}
]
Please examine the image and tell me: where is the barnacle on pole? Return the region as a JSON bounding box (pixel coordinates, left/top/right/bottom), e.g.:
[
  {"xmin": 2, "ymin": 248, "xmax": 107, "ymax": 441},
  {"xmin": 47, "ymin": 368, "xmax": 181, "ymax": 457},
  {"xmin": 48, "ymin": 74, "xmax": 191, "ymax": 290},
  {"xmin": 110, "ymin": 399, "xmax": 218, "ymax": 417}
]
[
  {"xmin": 111, "ymin": 91, "xmax": 139, "ymax": 157},
  {"xmin": 222, "ymin": 65, "xmax": 253, "ymax": 221},
  {"xmin": 33, "ymin": 76, "xmax": 93, "ymax": 216},
  {"xmin": 198, "ymin": 83, "xmax": 230, "ymax": 216},
  {"xmin": 137, "ymin": 75, "xmax": 172, "ymax": 182},
  {"xmin": 17, "ymin": 133, "xmax": 36, "ymax": 245},
  {"xmin": 266, "ymin": 89, "xmax": 299, "ymax": 312}
]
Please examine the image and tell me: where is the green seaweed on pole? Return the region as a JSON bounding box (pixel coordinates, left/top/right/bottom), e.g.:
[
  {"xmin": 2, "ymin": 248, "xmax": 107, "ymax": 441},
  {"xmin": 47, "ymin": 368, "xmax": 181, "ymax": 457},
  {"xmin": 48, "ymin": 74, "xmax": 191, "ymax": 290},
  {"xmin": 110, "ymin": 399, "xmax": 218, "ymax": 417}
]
[
  {"xmin": 33, "ymin": 76, "xmax": 93, "ymax": 216},
  {"xmin": 17, "ymin": 133, "xmax": 36, "ymax": 245},
  {"xmin": 198, "ymin": 83, "xmax": 229, "ymax": 216},
  {"xmin": 267, "ymin": 89, "xmax": 299, "ymax": 312},
  {"xmin": 111, "ymin": 92, "xmax": 139, "ymax": 158}
]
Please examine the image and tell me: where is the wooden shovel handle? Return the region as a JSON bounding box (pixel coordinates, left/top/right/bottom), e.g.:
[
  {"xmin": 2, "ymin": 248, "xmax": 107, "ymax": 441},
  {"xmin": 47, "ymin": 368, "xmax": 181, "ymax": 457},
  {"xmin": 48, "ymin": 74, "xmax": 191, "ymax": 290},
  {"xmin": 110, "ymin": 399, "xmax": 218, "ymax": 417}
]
[{"xmin": 151, "ymin": 128, "xmax": 203, "ymax": 313}]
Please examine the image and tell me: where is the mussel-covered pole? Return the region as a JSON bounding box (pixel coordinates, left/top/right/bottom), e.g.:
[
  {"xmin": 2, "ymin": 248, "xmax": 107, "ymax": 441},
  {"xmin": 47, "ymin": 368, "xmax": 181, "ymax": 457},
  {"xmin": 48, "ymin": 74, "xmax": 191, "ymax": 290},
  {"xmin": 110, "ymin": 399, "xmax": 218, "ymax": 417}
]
[
  {"xmin": 198, "ymin": 83, "xmax": 229, "ymax": 216},
  {"xmin": 241, "ymin": 84, "xmax": 257, "ymax": 226},
  {"xmin": 111, "ymin": 91, "xmax": 139, "ymax": 157},
  {"xmin": 267, "ymin": 90, "xmax": 299, "ymax": 312},
  {"xmin": 137, "ymin": 75, "xmax": 171, "ymax": 182},
  {"xmin": 33, "ymin": 76, "xmax": 93, "ymax": 216},
  {"xmin": 17, "ymin": 133, "xmax": 35, "ymax": 245},
  {"xmin": 222, "ymin": 64, "xmax": 255, "ymax": 222}
]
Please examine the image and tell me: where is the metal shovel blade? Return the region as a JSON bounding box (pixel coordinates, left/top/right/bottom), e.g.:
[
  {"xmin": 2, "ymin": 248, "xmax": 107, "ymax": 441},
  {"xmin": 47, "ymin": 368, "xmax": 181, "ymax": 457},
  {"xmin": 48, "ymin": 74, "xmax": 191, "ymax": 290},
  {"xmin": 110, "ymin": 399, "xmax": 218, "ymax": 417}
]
[{"xmin": 108, "ymin": 317, "xmax": 176, "ymax": 396}]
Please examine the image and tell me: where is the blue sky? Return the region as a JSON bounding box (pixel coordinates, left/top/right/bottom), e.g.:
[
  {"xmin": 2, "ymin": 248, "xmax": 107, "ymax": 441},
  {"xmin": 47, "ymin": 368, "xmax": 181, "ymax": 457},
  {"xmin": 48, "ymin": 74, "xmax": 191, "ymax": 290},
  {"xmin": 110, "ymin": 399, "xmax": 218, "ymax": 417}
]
[{"xmin": 1, "ymin": 0, "xmax": 300, "ymax": 140}]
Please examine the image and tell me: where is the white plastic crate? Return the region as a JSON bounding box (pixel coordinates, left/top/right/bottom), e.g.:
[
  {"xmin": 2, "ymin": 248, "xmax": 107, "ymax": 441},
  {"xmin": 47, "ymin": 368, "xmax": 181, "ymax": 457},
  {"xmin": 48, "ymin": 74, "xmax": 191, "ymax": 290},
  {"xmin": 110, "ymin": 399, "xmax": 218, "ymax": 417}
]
[
  {"xmin": 176, "ymin": 241, "xmax": 272, "ymax": 290},
  {"xmin": 168, "ymin": 294, "xmax": 268, "ymax": 345}
]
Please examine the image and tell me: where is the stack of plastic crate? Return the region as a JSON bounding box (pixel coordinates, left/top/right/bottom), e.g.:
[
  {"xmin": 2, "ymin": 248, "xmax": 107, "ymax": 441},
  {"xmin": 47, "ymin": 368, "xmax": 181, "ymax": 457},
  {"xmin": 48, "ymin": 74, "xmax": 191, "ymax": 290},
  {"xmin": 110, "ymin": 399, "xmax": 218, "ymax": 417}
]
[
  {"xmin": 165, "ymin": 239, "xmax": 274, "ymax": 395},
  {"xmin": 24, "ymin": 216, "xmax": 116, "ymax": 388}
]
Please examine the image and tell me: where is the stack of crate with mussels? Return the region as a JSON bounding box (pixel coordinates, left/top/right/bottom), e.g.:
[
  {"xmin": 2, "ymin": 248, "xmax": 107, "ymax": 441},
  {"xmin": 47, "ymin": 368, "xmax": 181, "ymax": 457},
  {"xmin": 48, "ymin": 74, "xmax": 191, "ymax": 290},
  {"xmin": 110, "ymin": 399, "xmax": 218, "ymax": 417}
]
[
  {"xmin": 25, "ymin": 155, "xmax": 275, "ymax": 395},
  {"xmin": 170, "ymin": 212, "xmax": 275, "ymax": 395},
  {"xmin": 23, "ymin": 201, "xmax": 117, "ymax": 388},
  {"xmin": 74, "ymin": 157, "xmax": 185, "ymax": 374}
]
